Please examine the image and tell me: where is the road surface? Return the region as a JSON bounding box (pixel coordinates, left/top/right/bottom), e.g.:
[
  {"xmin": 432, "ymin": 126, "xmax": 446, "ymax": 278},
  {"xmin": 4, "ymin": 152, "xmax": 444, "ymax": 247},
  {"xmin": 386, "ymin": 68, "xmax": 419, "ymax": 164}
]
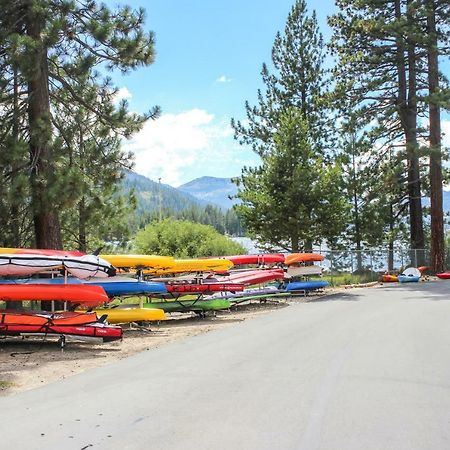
[{"xmin": 1, "ymin": 282, "xmax": 450, "ymax": 449}]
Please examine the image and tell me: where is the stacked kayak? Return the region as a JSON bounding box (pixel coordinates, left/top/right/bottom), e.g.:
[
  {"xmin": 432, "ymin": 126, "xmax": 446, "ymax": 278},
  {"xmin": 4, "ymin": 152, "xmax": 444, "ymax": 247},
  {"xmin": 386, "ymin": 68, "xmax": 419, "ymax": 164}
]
[
  {"xmin": 284, "ymin": 281, "xmax": 329, "ymax": 291},
  {"xmin": 143, "ymin": 299, "xmax": 231, "ymax": 314},
  {"xmin": 0, "ymin": 310, "xmax": 122, "ymax": 342},
  {"xmin": 0, "ymin": 284, "xmax": 109, "ymax": 307},
  {"xmin": 91, "ymin": 307, "xmax": 166, "ymax": 324}
]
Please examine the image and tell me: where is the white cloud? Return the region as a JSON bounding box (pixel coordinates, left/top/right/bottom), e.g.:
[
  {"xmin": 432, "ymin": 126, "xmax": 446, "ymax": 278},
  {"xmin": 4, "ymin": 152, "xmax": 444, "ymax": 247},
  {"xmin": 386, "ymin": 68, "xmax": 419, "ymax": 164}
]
[
  {"xmin": 216, "ymin": 75, "xmax": 232, "ymax": 83},
  {"xmin": 122, "ymin": 109, "xmax": 256, "ymax": 186},
  {"xmin": 115, "ymin": 87, "xmax": 132, "ymax": 101}
]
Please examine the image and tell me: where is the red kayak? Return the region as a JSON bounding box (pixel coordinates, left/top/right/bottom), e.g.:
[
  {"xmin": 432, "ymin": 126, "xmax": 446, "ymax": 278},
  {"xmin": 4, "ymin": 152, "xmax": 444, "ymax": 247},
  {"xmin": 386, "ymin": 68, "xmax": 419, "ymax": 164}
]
[
  {"xmin": 437, "ymin": 272, "xmax": 450, "ymax": 279},
  {"xmin": 218, "ymin": 269, "xmax": 285, "ymax": 285},
  {"xmin": 221, "ymin": 254, "xmax": 285, "ymax": 266},
  {"xmin": 0, "ymin": 284, "xmax": 109, "ymax": 307},
  {"xmin": 166, "ymin": 283, "xmax": 244, "ymax": 294},
  {"xmin": 0, "ymin": 311, "xmax": 122, "ymax": 342}
]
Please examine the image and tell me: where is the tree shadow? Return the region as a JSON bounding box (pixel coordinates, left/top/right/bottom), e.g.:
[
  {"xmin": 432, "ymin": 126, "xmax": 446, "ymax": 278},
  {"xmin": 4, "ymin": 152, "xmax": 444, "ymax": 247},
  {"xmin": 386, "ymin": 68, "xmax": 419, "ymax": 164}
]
[{"xmin": 306, "ymin": 292, "xmax": 362, "ymax": 302}]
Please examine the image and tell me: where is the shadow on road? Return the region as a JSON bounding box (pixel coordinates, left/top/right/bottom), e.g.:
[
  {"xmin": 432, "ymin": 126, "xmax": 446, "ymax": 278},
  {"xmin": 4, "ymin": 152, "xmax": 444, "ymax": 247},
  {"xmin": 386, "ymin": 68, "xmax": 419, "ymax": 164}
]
[{"xmin": 307, "ymin": 292, "xmax": 362, "ymax": 302}]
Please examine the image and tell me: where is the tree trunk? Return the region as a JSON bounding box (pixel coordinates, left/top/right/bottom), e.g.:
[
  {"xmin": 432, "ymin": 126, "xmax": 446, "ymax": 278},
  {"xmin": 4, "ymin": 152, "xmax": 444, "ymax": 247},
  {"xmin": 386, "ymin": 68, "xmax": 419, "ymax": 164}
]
[
  {"xmin": 427, "ymin": 0, "xmax": 444, "ymax": 273},
  {"xmin": 78, "ymin": 197, "xmax": 87, "ymax": 253},
  {"xmin": 388, "ymin": 203, "xmax": 395, "ymax": 271},
  {"xmin": 26, "ymin": 8, "xmax": 63, "ymax": 250},
  {"xmin": 395, "ymin": 0, "xmax": 424, "ymax": 261}
]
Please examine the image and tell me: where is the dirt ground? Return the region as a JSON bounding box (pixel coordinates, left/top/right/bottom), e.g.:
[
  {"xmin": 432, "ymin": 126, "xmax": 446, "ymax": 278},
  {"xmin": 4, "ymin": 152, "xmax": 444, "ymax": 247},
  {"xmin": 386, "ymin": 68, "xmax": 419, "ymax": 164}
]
[{"xmin": 0, "ymin": 285, "xmax": 373, "ymax": 396}]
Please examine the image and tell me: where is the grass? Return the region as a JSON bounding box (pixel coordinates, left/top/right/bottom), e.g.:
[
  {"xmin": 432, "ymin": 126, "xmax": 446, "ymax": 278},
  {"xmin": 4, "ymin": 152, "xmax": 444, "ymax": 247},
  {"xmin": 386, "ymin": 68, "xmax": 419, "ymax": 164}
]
[{"xmin": 322, "ymin": 272, "xmax": 378, "ymax": 286}]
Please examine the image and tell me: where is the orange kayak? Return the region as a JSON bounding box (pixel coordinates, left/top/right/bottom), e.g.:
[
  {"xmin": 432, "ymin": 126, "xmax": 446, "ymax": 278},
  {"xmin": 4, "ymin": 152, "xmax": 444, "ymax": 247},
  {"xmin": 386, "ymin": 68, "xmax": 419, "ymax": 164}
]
[
  {"xmin": 382, "ymin": 274, "xmax": 398, "ymax": 282},
  {"xmin": 0, "ymin": 284, "xmax": 109, "ymax": 306},
  {"xmin": 285, "ymin": 253, "xmax": 324, "ymax": 265}
]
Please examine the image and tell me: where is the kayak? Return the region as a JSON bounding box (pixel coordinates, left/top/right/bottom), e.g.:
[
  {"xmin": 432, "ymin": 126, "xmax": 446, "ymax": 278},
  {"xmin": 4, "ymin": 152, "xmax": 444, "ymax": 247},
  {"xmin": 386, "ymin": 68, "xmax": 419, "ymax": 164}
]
[
  {"xmin": 437, "ymin": 272, "xmax": 450, "ymax": 279},
  {"xmin": 91, "ymin": 307, "xmax": 166, "ymax": 324},
  {"xmin": 165, "ymin": 283, "xmax": 244, "ymax": 295},
  {"xmin": 382, "ymin": 274, "xmax": 398, "ymax": 282},
  {"xmin": 86, "ymin": 280, "xmax": 167, "ymax": 296},
  {"xmin": 0, "ymin": 284, "xmax": 109, "ymax": 307},
  {"xmin": 0, "ymin": 277, "xmax": 168, "ymax": 297},
  {"xmin": 144, "ymin": 299, "xmax": 231, "ymax": 313},
  {"xmin": 149, "ymin": 258, "xmax": 233, "ymax": 275},
  {"xmin": 0, "ymin": 311, "xmax": 122, "ymax": 342},
  {"xmin": 217, "ymin": 269, "xmax": 285, "ymax": 285},
  {"xmin": 285, "ymin": 253, "xmax": 324, "ymax": 265},
  {"xmin": 219, "ymin": 254, "xmax": 285, "ymax": 266},
  {"xmin": 285, "ymin": 281, "xmax": 329, "ymax": 291},
  {"xmin": 206, "ymin": 286, "xmax": 282, "ymax": 300},
  {"xmin": 398, "ymin": 274, "xmax": 420, "ymax": 283},
  {"xmin": 0, "ymin": 310, "xmax": 99, "ymax": 326},
  {"xmin": 0, "ymin": 247, "xmax": 85, "ymax": 257},
  {"xmin": 0, "ymin": 253, "xmax": 115, "ymax": 278},
  {"xmin": 100, "ymin": 254, "xmax": 175, "ymax": 270}
]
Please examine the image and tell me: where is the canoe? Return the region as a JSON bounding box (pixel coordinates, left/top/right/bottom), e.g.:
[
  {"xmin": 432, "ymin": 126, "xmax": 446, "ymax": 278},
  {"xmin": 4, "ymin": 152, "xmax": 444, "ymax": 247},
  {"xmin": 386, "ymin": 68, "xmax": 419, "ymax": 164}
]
[
  {"xmin": 144, "ymin": 299, "xmax": 231, "ymax": 313},
  {"xmin": 149, "ymin": 258, "xmax": 233, "ymax": 275},
  {"xmin": 285, "ymin": 253, "xmax": 324, "ymax": 265},
  {"xmin": 437, "ymin": 272, "xmax": 450, "ymax": 279},
  {"xmin": 217, "ymin": 269, "xmax": 285, "ymax": 285},
  {"xmin": 398, "ymin": 274, "xmax": 420, "ymax": 283},
  {"xmin": 100, "ymin": 254, "xmax": 175, "ymax": 270},
  {"xmin": 220, "ymin": 254, "xmax": 285, "ymax": 266},
  {"xmin": 91, "ymin": 307, "xmax": 166, "ymax": 324},
  {"xmin": 165, "ymin": 283, "xmax": 244, "ymax": 295},
  {"xmin": 0, "ymin": 247, "xmax": 85, "ymax": 257},
  {"xmin": 0, "ymin": 284, "xmax": 109, "ymax": 307},
  {"xmin": 0, "ymin": 254, "xmax": 115, "ymax": 278},
  {"xmin": 382, "ymin": 274, "xmax": 398, "ymax": 282},
  {"xmin": 285, "ymin": 281, "xmax": 329, "ymax": 291}
]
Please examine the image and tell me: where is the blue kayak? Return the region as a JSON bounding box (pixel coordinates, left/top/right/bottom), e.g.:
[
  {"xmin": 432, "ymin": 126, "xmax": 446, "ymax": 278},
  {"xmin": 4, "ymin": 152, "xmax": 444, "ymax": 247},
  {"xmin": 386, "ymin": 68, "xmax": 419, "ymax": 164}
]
[
  {"xmin": 398, "ymin": 274, "xmax": 420, "ymax": 283},
  {"xmin": 0, "ymin": 278, "xmax": 167, "ymax": 296},
  {"xmin": 285, "ymin": 281, "xmax": 329, "ymax": 291}
]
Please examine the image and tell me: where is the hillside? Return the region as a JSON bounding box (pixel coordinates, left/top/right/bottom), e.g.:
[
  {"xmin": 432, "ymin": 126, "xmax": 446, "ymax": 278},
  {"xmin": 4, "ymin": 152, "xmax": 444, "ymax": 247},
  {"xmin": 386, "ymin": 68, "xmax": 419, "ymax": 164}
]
[
  {"xmin": 178, "ymin": 176, "xmax": 238, "ymax": 210},
  {"xmin": 122, "ymin": 171, "xmax": 208, "ymax": 213}
]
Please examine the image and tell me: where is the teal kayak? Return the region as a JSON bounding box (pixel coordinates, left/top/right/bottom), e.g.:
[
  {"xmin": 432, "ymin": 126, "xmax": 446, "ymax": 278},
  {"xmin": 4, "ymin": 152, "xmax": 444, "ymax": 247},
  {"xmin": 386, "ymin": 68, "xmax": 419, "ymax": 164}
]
[{"xmin": 143, "ymin": 299, "xmax": 231, "ymax": 313}]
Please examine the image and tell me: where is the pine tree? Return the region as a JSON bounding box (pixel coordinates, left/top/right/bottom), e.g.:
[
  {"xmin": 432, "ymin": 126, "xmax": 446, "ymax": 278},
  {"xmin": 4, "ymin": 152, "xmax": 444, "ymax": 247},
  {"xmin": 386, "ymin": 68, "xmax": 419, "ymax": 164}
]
[
  {"xmin": 231, "ymin": 0, "xmax": 331, "ymax": 158},
  {"xmin": 235, "ymin": 108, "xmax": 348, "ymax": 252},
  {"xmin": 0, "ymin": 0, "xmax": 159, "ymax": 249},
  {"xmin": 329, "ymin": 0, "xmax": 427, "ymax": 258}
]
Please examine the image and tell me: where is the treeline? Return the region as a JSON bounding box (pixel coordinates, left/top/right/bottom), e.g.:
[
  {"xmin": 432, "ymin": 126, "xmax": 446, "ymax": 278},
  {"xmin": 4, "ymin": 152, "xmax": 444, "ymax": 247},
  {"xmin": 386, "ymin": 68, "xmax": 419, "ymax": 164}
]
[
  {"xmin": 134, "ymin": 205, "xmax": 244, "ymax": 237},
  {"xmin": 231, "ymin": 0, "xmax": 450, "ymax": 271}
]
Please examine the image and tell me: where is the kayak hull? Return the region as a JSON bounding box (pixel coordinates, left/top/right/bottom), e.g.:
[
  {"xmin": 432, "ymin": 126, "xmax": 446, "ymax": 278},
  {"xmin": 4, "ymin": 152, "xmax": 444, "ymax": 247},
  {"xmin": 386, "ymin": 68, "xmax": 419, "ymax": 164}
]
[
  {"xmin": 285, "ymin": 281, "xmax": 329, "ymax": 291},
  {"xmin": 398, "ymin": 275, "xmax": 420, "ymax": 283},
  {"xmin": 92, "ymin": 308, "xmax": 166, "ymax": 324},
  {"xmin": 144, "ymin": 299, "xmax": 231, "ymax": 313},
  {"xmin": 382, "ymin": 275, "xmax": 399, "ymax": 282},
  {"xmin": 285, "ymin": 253, "xmax": 324, "ymax": 265},
  {"xmin": 0, "ymin": 284, "xmax": 109, "ymax": 306}
]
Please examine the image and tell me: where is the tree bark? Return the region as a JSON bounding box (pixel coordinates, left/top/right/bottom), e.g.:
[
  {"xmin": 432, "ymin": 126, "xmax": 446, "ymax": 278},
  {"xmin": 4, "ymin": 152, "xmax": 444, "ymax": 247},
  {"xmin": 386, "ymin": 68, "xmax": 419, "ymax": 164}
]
[
  {"xmin": 426, "ymin": 0, "xmax": 444, "ymax": 273},
  {"xmin": 26, "ymin": 7, "xmax": 63, "ymax": 250},
  {"xmin": 395, "ymin": 0, "xmax": 425, "ymax": 261}
]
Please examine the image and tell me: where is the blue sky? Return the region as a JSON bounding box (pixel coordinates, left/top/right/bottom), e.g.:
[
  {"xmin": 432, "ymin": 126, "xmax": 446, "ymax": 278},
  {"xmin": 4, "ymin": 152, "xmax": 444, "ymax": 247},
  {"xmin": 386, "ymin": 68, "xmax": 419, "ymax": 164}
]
[{"xmin": 110, "ymin": 0, "xmax": 449, "ymax": 187}]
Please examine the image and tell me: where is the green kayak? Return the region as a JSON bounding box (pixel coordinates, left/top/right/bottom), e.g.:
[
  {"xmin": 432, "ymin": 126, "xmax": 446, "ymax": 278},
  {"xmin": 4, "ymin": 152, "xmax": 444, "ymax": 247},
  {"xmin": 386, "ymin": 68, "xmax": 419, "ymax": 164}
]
[{"xmin": 144, "ymin": 299, "xmax": 231, "ymax": 313}]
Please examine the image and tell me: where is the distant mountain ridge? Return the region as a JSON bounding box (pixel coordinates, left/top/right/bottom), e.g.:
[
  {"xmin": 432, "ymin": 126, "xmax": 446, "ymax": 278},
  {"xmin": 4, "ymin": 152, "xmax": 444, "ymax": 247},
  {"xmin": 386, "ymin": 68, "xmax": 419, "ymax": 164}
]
[
  {"xmin": 178, "ymin": 176, "xmax": 238, "ymax": 210},
  {"xmin": 122, "ymin": 171, "xmax": 209, "ymax": 213}
]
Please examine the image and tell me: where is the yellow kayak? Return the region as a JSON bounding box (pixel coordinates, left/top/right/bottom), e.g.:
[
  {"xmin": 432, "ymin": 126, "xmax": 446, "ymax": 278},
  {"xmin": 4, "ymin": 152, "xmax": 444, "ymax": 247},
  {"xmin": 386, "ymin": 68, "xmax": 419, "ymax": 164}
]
[
  {"xmin": 147, "ymin": 258, "xmax": 233, "ymax": 275},
  {"xmin": 100, "ymin": 254, "xmax": 175, "ymax": 270},
  {"xmin": 93, "ymin": 307, "xmax": 166, "ymax": 324}
]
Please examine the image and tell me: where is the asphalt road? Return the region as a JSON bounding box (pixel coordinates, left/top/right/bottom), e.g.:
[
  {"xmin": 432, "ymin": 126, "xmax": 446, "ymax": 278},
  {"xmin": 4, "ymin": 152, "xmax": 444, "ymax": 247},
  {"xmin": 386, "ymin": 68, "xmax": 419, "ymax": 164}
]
[{"xmin": 1, "ymin": 282, "xmax": 450, "ymax": 450}]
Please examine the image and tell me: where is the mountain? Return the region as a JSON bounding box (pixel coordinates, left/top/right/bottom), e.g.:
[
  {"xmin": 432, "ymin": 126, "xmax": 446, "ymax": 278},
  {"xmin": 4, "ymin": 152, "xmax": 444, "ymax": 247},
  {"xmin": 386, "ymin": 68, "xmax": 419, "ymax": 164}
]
[
  {"xmin": 122, "ymin": 171, "xmax": 208, "ymax": 213},
  {"xmin": 178, "ymin": 176, "xmax": 238, "ymax": 210}
]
